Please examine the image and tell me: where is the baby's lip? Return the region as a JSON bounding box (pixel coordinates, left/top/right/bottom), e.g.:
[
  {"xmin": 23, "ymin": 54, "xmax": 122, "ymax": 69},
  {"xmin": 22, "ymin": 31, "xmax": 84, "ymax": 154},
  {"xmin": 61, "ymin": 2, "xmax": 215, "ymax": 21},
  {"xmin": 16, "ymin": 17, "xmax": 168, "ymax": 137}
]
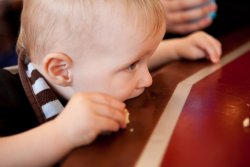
[{"xmin": 129, "ymin": 88, "xmax": 145, "ymax": 99}]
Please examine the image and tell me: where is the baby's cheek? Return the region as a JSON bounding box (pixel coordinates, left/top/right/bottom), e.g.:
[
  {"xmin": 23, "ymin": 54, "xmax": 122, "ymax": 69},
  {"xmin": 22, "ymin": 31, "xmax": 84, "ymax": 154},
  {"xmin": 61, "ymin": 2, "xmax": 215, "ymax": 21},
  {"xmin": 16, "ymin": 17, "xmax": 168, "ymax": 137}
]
[
  {"xmin": 119, "ymin": 87, "xmax": 136, "ymax": 101},
  {"xmin": 113, "ymin": 78, "xmax": 138, "ymax": 101}
]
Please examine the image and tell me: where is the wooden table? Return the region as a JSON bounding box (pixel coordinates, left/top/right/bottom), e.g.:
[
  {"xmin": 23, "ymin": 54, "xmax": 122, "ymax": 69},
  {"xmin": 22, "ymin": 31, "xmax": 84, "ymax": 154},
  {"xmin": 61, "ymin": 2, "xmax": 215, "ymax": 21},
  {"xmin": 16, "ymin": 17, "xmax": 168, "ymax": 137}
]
[{"xmin": 60, "ymin": 26, "xmax": 250, "ymax": 167}]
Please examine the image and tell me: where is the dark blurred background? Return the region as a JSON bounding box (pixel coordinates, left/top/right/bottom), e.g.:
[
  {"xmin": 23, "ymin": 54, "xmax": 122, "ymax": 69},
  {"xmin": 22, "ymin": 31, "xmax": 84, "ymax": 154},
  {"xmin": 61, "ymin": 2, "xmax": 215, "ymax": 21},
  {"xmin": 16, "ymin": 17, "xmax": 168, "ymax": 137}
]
[
  {"xmin": 165, "ymin": 0, "xmax": 250, "ymax": 38},
  {"xmin": 0, "ymin": 0, "xmax": 22, "ymax": 68},
  {"xmin": 0, "ymin": 0, "xmax": 249, "ymax": 68}
]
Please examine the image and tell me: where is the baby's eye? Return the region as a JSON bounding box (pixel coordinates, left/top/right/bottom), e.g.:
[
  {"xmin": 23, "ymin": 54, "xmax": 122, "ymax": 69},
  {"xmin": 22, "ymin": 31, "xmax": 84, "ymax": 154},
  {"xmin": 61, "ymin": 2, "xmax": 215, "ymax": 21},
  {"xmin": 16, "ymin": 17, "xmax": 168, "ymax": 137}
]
[{"xmin": 127, "ymin": 62, "xmax": 138, "ymax": 71}]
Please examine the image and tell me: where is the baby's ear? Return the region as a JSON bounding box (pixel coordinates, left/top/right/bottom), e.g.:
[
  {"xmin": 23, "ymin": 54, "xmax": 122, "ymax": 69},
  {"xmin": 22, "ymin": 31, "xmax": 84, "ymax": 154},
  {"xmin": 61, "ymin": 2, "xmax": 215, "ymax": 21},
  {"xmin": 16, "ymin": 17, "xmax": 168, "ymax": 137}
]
[{"xmin": 43, "ymin": 53, "xmax": 73, "ymax": 86}]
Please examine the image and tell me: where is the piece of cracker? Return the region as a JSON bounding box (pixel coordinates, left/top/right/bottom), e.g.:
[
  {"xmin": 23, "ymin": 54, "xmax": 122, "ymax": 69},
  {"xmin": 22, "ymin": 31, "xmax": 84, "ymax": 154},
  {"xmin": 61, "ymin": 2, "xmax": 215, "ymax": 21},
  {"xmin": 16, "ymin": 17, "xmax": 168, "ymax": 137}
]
[{"xmin": 125, "ymin": 109, "xmax": 130, "ymax": 124}]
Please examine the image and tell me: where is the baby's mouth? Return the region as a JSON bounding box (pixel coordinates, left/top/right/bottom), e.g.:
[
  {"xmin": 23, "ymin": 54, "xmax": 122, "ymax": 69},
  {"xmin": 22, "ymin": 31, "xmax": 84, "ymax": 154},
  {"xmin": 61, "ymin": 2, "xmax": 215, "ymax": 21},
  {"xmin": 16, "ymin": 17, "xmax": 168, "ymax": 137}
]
[{"xmin": 128, "ymin": 88, "xmax": 145, "ymax": 99}]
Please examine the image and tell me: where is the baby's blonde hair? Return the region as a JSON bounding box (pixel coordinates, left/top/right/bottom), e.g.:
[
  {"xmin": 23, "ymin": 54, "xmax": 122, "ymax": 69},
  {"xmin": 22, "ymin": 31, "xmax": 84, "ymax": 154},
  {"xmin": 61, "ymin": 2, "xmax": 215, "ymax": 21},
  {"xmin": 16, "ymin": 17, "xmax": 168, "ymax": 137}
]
[{"xmin": 17, "ymin": 0, "xmax": 166, "ymax": 63}]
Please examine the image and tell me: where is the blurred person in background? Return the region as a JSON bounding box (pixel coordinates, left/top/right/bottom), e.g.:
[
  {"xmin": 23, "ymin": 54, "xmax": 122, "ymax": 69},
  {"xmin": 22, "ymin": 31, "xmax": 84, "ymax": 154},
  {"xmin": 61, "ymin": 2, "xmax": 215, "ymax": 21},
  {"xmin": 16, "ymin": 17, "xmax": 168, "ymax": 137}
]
[{"xmin": 161, "ymin": 0, "xmax": 250, "ymax": 38}]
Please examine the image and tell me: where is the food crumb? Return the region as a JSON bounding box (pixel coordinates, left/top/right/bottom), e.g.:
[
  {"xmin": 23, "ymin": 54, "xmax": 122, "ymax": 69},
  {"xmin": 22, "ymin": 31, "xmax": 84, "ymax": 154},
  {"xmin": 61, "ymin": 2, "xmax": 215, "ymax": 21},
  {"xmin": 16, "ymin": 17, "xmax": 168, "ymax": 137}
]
[
  {"xmin": 130, "ymin": 128, "xmax": 134, "ymax": 132},
  {"xmin": 243, "ymin": 117, "xmax": 250, "ymax": 128}
]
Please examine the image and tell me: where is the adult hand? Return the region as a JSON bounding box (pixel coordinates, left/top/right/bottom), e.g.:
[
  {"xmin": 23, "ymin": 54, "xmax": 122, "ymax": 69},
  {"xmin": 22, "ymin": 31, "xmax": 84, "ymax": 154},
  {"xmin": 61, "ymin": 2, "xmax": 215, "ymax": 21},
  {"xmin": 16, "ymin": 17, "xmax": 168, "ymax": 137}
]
[{"xmin": 161, "ymin": 0, "xmax": 217, "ymax": 34}]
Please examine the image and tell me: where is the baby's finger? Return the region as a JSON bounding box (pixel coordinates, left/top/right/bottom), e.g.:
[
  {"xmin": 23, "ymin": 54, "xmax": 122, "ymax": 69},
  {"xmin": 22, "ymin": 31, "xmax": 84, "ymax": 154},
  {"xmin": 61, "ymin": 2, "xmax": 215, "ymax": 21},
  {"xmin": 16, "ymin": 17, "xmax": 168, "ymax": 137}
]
[
  {"xmin": 93, "ymin": 103, "xmax": 127, "ymax": 128},
  {"xmin": 88, "ymin": 93, "xmax": 126, "ymax": 111},
  {"xmin": 203, "ymin": 34, "xmax": 222, "ymax": 63},
  {"xmin": 195, "ymin": 34, "xmax": 218, "ymax": 63},
  {"xmin": 205, "ymin": 34, "xmax": 222, "ymax": 58},
  {"xmin": 96, "ymin": 116, "xmax": 120, "ymax": 133}
]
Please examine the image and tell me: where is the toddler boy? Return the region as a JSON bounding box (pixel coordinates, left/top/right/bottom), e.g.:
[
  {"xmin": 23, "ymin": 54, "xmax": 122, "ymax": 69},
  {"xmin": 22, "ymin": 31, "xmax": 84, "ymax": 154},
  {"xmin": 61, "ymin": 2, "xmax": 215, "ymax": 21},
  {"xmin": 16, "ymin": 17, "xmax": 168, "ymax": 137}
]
[{"xmin": 0, "ymin": 0, "xmax": 221, "ymax": 166}]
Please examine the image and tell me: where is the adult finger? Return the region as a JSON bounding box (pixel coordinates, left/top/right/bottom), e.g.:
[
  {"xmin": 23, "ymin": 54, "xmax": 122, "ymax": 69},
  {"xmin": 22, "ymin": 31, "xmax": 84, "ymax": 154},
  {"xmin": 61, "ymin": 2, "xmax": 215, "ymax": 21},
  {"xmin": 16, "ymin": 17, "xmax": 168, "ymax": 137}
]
[
  {"xmin": 167, "ymin": 16, "xmax": 212, "ymax": 34},
  {"xmin": 167, "ymin": 2, "xmax": 216, "ymax": 23},
  {"xmin": 165, "ymin": 0, "xmax": 211, "ymax": 12}
]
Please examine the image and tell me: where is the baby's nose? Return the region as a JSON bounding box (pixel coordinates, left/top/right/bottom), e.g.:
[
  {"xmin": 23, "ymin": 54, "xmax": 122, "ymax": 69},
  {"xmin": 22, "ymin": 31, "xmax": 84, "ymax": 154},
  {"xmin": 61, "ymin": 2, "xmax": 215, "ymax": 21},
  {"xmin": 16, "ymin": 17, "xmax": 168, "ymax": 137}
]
[{"xmin": 138, "ymin": 69, "xmax": 152, "ymax": 88}]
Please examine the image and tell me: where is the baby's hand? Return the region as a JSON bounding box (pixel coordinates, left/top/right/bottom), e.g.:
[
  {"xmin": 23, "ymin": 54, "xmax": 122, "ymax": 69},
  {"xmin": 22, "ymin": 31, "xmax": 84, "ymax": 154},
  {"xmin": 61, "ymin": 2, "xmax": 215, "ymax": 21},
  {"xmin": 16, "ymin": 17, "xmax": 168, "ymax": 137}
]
[
  {"xmin": 53, "ymin": 93, "xmax": 126, "ymax": 149},
  {"xmin": 177, "ymin": 31, "xmax": 222, "ymax": 63}
]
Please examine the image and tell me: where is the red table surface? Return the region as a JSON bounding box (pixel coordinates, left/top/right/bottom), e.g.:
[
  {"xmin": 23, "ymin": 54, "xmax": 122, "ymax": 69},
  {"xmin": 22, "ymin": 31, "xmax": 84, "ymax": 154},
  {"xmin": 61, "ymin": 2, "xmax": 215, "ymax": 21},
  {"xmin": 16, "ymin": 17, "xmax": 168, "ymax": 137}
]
[{"xmin": 161, "ymin": 50, "xmax": 250, "ymax": 167}]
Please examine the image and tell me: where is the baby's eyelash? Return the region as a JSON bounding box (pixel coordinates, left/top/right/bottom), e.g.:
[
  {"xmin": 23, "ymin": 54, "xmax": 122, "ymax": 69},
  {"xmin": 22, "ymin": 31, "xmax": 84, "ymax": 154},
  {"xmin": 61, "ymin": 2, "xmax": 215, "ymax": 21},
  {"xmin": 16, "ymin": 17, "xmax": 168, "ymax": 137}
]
[{"xmin": 127, "ymin": 61, "xmax": 139, "ymax": 71}]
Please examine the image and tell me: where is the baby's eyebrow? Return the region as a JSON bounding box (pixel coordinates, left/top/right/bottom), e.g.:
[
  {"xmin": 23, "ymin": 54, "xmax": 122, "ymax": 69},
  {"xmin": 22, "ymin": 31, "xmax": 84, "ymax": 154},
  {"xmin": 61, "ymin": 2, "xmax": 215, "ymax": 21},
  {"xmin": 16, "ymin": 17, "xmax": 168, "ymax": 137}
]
[
  {"xmin": 131, "ymin": 50, "xmax": 151, "ymax": 63},
  {"xmin": 117, "ymin": 49, "xmax": 152, "ymax": 71},
  {"xmin": 116, "ymin": 51, "xmax": 150, "ymax": 72},
  {"xmin": 125, "ymin": 55, "xmax": 144, "ymax": 67}
]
